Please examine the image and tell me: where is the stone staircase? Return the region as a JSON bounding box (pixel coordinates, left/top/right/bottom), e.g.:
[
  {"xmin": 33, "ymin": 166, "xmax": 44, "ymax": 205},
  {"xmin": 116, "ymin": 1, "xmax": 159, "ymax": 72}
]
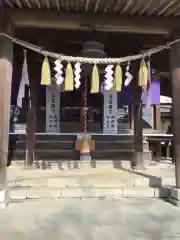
[
  {"xmin": 92, "ymin": 134, "xmax": 150, "ymax": 161},
  {"xmin": 13, "ymin": 133, "xmax": 151, "ymax": 164},
  {"xmin": 14, "ymin": 134, "xmax": 77, "ymax": 160},
  {"xmin": 8, "ymin": 163, "xmax": 174, "ymax": 200}
]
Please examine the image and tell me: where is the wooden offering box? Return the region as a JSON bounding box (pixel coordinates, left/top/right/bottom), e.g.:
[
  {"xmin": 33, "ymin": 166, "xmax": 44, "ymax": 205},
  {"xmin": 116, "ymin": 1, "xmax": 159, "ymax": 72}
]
[{"xmin": 75, "ymin": 139, "xmax": 95, "ymax": 154}]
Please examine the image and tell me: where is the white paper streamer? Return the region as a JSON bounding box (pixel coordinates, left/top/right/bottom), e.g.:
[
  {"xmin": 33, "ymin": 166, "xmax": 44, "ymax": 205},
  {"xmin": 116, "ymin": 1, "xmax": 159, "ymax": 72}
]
[
  {"xmin": 54, "ymin": 59, "xmax": 64, "ymax": 86},
  {"xmin": 104, "ymin": 65, "xmax": 114, "ymax": 91},
  {"xmin": 124, "ymin": 63, "xmax": 133, "ymax": 87},
  {"xmin": 74, "ymin": 62, "xmax": 81, "ymax": 89}
]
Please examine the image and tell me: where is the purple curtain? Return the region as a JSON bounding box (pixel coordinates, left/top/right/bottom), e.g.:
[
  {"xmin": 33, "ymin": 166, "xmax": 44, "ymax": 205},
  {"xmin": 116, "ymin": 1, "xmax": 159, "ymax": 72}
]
[
  {"xmin": 141, "ymin": 76, "xmax": 160, "ymax": 105},
  {"xmin": 11, "ymin": 78, "xmax": 20, "ymax": 105},
  {"xmin": 117, "ymin": 80, "xmax": 133, "ymax": 108}
]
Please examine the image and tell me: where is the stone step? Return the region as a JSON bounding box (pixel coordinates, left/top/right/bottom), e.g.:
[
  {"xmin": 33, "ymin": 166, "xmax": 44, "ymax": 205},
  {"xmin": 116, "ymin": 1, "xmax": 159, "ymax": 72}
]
[
  {"xmin": 9, "ymin": 186, "xmax": 170, "ymax": 200},
  {"xmin": 12, "ymin": 133, "xmax": 150, "ymax": 161},
  {"xmin": 14, "ymin": 149, "xmax": 77, "ymax": 160},
  {"xmin": 11, "ymin": 159, "xmax": 151, "ymax": 169},
  {"xmin": 7, "ymin": 162, "xmax": 174, "ymax": 200},
  {"xmin": 16, "ymin": 140, "xmax": 149, "ymax": 152},
  {"xmin": 16, "ymin": 140, "xmax": 138, "ymax": 151},
  {"xmin": 16, "ymin": 134, "xmax": 77, "ymax": 141},
  {"xmin": 17, "ymin": 140, "xmax": 75, "ymax": 150},
  {"xmin": 92, "ymin": 150, "xmax": 133, "ymax": 159},
  {"xmin": 14, "ymin": 134, "xmax": 137, "ymax": 142},
  {"xmin": 92, "ymin": 134, "xmax": 134, "ymax": 141},
  {"xmin": 14, "ymin": 148, "xmax": 151, "ymax": 161},
  {"xmin": 92, "ymin": 150, "xmax": 151, "ymax": 160}
]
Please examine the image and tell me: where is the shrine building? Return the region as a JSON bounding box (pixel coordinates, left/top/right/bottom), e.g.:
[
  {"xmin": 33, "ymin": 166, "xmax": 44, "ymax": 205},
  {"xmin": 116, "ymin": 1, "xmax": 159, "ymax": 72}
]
[{"xmin": 0, "ymin": 0, "xmax": 180, "ymax": 207}]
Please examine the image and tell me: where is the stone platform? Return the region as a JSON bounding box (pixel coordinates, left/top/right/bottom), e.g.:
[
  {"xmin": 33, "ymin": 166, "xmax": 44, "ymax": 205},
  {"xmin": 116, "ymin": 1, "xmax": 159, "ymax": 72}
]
[{"xmin": 7, "ymin": 160, "xmax": 175, "ymax": 201}]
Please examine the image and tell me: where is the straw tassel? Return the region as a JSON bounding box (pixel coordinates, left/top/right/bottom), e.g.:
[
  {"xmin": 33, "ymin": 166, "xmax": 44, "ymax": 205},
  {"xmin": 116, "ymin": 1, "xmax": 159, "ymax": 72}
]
[
  {"xmin": 91, "ymin": 64, "xmax": 99, "ymax": 93},
  {"xmin": 145, "ymin": 58, "xmax": 151, "ymax": 106},
  {"xmin": 138, "ymin": 59, "xmax": 148, "ymax": 87},
  {"xmin": 114, "ymin": 64, "xmax": 122, "ymax": 91},
  {"xmin": 41, "ymin": 57, "xmax": 51, "ymax": 85},
  {"xmin": 64, "ymin": 63, "xmax": 74, "ymax": 91}
]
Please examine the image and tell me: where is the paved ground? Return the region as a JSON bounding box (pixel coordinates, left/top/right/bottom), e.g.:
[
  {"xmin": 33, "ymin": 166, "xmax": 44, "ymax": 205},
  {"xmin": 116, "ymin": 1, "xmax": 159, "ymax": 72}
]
[{"xmin": 0, "ymin": 199, "xmax": 180, "ymax": 240}]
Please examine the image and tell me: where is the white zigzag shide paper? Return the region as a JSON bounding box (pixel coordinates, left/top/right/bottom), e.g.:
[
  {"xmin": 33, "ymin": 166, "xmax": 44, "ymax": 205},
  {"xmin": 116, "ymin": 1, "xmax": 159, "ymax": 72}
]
[
  {"xmin": 74, "ymin": 62, "xmax": 81, "ymax": 89},
  {"xmin": 105, "ymin": 65, "xmax": 114, "ymax": 91},
  {"xmin": 54, "ymin": 59, "xmax": 64, "ymax": 85}
]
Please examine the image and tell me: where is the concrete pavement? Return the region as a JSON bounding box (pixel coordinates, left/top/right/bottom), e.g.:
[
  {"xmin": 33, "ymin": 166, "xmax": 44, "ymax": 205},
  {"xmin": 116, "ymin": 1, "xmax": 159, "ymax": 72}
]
[{"xmin": 0, "ymin": 198, "xmax": 180, "ymax": 239}]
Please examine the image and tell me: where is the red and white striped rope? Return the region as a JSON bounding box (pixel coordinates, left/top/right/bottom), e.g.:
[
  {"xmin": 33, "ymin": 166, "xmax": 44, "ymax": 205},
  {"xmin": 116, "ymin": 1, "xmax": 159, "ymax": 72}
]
[{"xmin": 84, "ymin": 79, "xmax": 88, "ymax": 135}]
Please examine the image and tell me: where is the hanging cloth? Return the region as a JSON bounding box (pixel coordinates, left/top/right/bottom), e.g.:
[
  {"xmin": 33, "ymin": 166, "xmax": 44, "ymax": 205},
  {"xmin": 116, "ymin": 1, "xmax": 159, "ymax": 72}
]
[
  {"xmin": 64, "ymin": 63, "xmax": 74, "ymax": 91},
  {"xmin": 17, "ymin": 50, "xmax": 29, "ymax": 108},
  {"xmin": 91, "ymin": 64, "xmax": 99, "ymax": 93},
  {"xmin": 41, "ymin": 57, "xmax": 51, "ymax": 85}
]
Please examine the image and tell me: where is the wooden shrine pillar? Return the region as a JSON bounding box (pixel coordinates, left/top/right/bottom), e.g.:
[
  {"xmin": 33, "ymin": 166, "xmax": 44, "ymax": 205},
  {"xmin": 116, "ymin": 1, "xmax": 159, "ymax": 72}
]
[
  {"xmin": 0, "ymin": 14, "xmax": 13, "ymax": 208},
  {"xmin": 132, "ymin": 71, "xmax": 144, "ymax": 169},
  {"xmin": 152, "ymin": 105, "xmax": 161, "ymax": 162},
  {"xmin": 25, "ymin": 54, "xmax": 39, "ymax": 166},
  {"xmin": 153, "ymin": 105, "xmax": 161, "ymax": 130},
  {"xmin": 170, "ymin": 41, "xmax": 180, "ymax": 189},
  {"xmin": 130, "ymin": 105, "xmax": 134, "ymax": 130},
  {"xmin": 25, "ymin": 95, "xmax": 36, "ymax": 166}
]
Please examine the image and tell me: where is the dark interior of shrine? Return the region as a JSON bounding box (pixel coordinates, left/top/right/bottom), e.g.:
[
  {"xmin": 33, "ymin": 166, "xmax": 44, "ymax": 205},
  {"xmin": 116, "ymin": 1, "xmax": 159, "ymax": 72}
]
[{"xmin": 11, "ymin": 28, "xmax": 172, "ymax": 132}]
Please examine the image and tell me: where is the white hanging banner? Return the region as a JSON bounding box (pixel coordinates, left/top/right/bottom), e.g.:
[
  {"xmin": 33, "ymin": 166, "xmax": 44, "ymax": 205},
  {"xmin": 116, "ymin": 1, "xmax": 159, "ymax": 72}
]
[
  {"xmin": 17, "ymin": 50, "xmax": 29, "ymax": 108},
  {"xmin": 46, "ymin": 85, "xmax": 60, "ymax": 133},
  {"xmin": 103, "ymin": 91, "xmax": 118, "ymax": 134}
]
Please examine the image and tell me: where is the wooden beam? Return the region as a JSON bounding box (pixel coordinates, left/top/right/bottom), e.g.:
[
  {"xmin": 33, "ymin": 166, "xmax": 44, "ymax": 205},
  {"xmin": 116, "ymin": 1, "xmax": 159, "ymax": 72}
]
[
  {"xmin": 55, "ymin": 0, "xmax": 60, "ymax": 10},
  {"xmin": 130, "ymin": 0, "xmax": 140, "ymax": 15},
  {"xmin": 35, "ymin": 0, "xmax": 41, "ymax": 8},
  {"xmin": 85, "ymin": 0, "xmax": 90, "ymax": 12},
  {"xmin": 45, "ymin": 0, "xmax": 50, "ymax": 9},
  {"xmin": 75, "ymin": 0, "xmax": 79, "ymax": 11},
  {"xmin": 25, "ymin": 100, "xmax": 36, "ymax": 166},
  {"xmin": 5, "ymin": 0, "xmax": 13, "ymax": 8},
  {"xmin": 8, "ymin": 9, "xmax": 179, "ymax": 35},
  {"xmin": 15, "ymin": 0, "xmax": 22, "ymax": 8},
  {"xmin": 147, "ymin": 0, "xmax": 163, "ymax": 16},
  {"xmin": 113, "ymin": 0, "xmax": 121, "ymax": 13},
  {"xmin": 65, "ymin": 0, "xmax": 69, "ymax": 11},
  {"xmin": 139, "ymin": 0, "xmax": 153, "ymax": 16},
  {"xmin": 157, "ymin": 0, "xmax": 177, "ymax": 16},
  {"xmin": 25, "ymin": 53, "xmax": 40, "ymax": 166},
  {"xmin": 153, "ymin": 105, "xmax": 161, "ymax": 129},
  {"xmin": 132, "ymin": 63, "xmax": 144, "ymax": 169},
  {"xmin": 165, "ymin": 2, "xmax": 180, "ymax": 17},
  {"xmin": 132, "ymin": 85, "xmax": 144, "ymax": 169},
  {"xmin": 94, "ymin": 0, "xmax": 100, "ymax": 12},
  {"xmin": 24, "ymin": 0, "xmax": 31, "ymax": 8},
  {"xmin": 121, "ymin": 0, "xmax": 133, "ymax": 14}
]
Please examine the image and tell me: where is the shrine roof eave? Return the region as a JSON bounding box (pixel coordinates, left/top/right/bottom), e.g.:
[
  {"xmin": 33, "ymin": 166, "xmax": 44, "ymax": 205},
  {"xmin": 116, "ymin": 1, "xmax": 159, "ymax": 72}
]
[{"xmin": 3, "ymin": 0, "xmax": 180, "ymax": 18}]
